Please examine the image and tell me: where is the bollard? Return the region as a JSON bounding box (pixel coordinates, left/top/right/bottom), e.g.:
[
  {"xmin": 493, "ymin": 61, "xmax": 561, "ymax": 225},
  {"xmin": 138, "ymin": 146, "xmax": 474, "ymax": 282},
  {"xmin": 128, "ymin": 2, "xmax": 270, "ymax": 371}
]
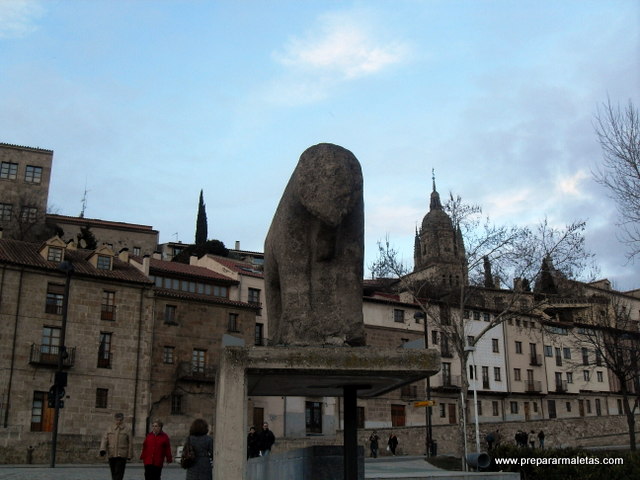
[
  {"xmin": 27, "ymin": 445, "xmax": 34, "ymax": 464},
  {"xmin": 465, "ymin": 452, "xmax": 490, "ymax": 470}
]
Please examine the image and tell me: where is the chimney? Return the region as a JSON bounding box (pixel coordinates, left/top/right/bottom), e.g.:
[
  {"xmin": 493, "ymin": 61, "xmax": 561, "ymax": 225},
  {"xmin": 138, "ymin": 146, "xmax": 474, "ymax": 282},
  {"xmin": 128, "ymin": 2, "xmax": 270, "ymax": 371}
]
[
  {"xmin": 142, "ymin": 255, "xmax": 150, "ymax": 276},
  {"xmin": 235, "ymin": 240, "xmax": 240, "ymax": 250},
  {"xmin": 190, "ymin": 254, "xmax": 198, "ymax": 266},
  {"xmin": 118, "ymin": 248, "xmax": 129, "ymax": 263},
  {"xmin": 152, "ymin": 251, "xmax": 162, "ymax": 260}
]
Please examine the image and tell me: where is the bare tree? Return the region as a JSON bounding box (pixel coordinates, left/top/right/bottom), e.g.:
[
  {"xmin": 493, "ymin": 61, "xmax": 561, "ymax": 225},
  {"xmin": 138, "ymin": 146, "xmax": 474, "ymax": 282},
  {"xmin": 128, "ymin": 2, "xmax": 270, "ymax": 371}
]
[
  {"xmin": 593, "ymin": 98, "xmax": 640, "ymax": 259},
  {"xmin": 369, "ymin": 195, "xmax": 593, "ymax": 464},
  {"xmin": 571, "ymin": 297, "xmax": 640, "ymax": 450}
]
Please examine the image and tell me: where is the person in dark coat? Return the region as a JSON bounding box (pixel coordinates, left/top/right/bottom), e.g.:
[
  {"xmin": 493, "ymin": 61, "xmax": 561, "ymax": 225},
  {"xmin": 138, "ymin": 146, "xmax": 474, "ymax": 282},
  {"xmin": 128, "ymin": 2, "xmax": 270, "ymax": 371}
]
[
  {"xmin": 185, "ymin": 418, "xmax": 213, "ymax": 480},
  {"xmin": 258, "ymin": 422, "xmax": 276, "ymax": 456},
  {"xmin": 387, "ymin": 433, "xmax": 398, "ymax": 455},
  {"xmin": 538, "ymin": 430, "xmax": 545, "ymax": 449},
  {"xmin": 247, "ymin": 426, "xmax": 260, "ymax": 459},
  {"xmin": 369, "ymin": 431, "xmax": 380, "ymax": 458}
]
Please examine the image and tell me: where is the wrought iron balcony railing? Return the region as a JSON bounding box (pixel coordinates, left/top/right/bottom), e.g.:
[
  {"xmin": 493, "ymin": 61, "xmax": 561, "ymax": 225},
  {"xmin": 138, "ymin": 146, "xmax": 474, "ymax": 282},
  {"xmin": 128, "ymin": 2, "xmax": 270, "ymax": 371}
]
[{"xmin": 29, "ymin": 344, "xmax": 75, "ymax": 367}]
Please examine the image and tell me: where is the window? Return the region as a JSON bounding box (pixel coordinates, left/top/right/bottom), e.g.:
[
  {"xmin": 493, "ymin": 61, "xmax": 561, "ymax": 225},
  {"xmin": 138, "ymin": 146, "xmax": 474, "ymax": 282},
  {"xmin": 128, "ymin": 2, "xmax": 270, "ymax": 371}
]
[
  {"xmin": 97, "ymin": 255, "xmax": 112, "ymax": 270},
  {"xmin": 441, "ymin": 335, "xmax": 451, "ymax": 356},
  {"xmin": 482, "ymin": 366, "xmax": 489, "ymax": 389},
  {"xmin": 163, "ymin": 346, "xmax": 175, "ymax": 364},
  {"xmin": 393, "ymin": 309, "xmax": 405, "ymax": 323},
  {"xmin": 584, "ymin": 370, "xmax": 590, "ymax": 381},
  {"xmin": 566, "ymin": 401, "xmax": 572, "ymax": 413},
  {"xmin": 101, "ymin": 291, "xmax": 116, "ymax": 321},
  {"xmin": 47, "ymin": 247, "xmax": 63, "ymax": 262},
  {"xmin": 442, "ymin": 362, "xmax": 452, "ymax": 386},
  {"xmin": 492, "ymin": 401, "xmax": 499, "ymax": 416},
  {"xmin": 357, "ymin": 407, "xmax": 365, "ymax": 429},
  {"xmin": 432, "ymin": 331, "xmax": 439, "ymax": 346},
  {"xmin": 467, "ymin": 335, "xmax": 474, "ymax": 346},
  {"xmin": 544, "ymin": 345, "xmax": 553, "ymax": 357},
  {"xmin": 473, "ymin": 311, "xmax": 480, "ymax": 320},
  {"xmin": 20, "ymin": 206, "xmax": 38, "ymax": 223},
  {"xmin": 494, "ymin": 367, "xmax": 501, "ymax": 382},
  {"xmin": 0, "ymin": 162, "xmax": 18, "ymax": 179},
  {"xmin": 464, "ymin": 310, "xmax": 470, "ymax": 319},
  {"xmin": 582, "ymin": 347, "xmax": 589, "ymax": 366},
  {"xmin": 617, "ymin": 399, "xmax": 623, "ymax": 415},
  {"xmin": 248, "ymin": 288, "xmax": 261, "ymax": 305},
  {"xmin": 548, "ymin": 400, "xmax": 557, "ymax": 419},
  {"xmin": 514, "ymin": 368, "xmax": 521, "ymax": 381},
  {"xmin": 306, "ymin": 401, "xmax": 323, "ymax": 433},
  {"xmin": 483, "ymin": 313, "xmax": 490, "ymax": 322},
  {"xmin": 492, "ymin": 338, "xmax": 499, "ymax": 353},
  {"xmin": 555, "ymin": 347, "xmax": 562, "ymax": 367},
  {"xmin": 45, "ymin": 283, "xmax": 65, "ymax": 314},
  {"xmin": 98, "ymin": 332, "xmax": 112, "ymax": 368},
  {"xmin": 510, "ymin": 401, "xmax": 518, "ymax": 414},
  {"xmin": 597, "ymin": 371, "xmax": 604, "ymax": 382},
  {"xmin": 469, "ymin": 364, "xmax": 476, "ymax": 380},
  {"xmin": 192, "ymin": 349, "xmax": 206, "ymax": 374},
  {"xmin": 586, "ymin": 400, "xmax": 592, "ymax": 414},
  {"xmin": 0, "ymin": 203, "xmax": 12, "ymax": 221},
  {"xmin": 227, "ymin": 313, "xmax": 239, "ymax": 332},
  {"xmin": 595, "ymin": 350, "xmax": 602, "ymax": 366},
  {"xmin": 40, "ymin": 326, "xmax": 61, "ymax": 361},
  {"xmin": 563, "ymin": 347, "xmax": 571, "ymax": 359},
  {"xmin": 171, "ymin": 394, "xmax": 183, "ymax": 414},
  {"xmin": 439, "ymin": 403, "xmax": 446, "ymax": 418},
  {"xmin": 595, "ymin": 399, "xmax": 602, "ymax": 416},
  {"xmin": 515, "ymin": 341, "xmax": 522, "ymax": 354},
  {"xmin": 30, "ymin": 391, "xmax": 52, "ymax": 432},
  {"xmin": 164, "ymin": 305, "xmax": 177, "ymax": 324},
  {"xmin": 213, "ymin": 285, "xmax": 228, "ymax": 297},
  {"xmin": 476, "ymin": 400, "xmax": 483, "ymax": 416},
  {"xmin": 566, "ymin": 372, "xmax": 573, "ymax": 384},
  {"xmin": 533, "ymin": 402, "xmax": 538, "ymax": 413},
  {"xmin": 255, "ymin": 323, "xmax": 264, "ymax": 346},
  {"xmin": 96, "ymin": 388, "xmax": 108, "ymax": 408},
  {"xmin": 25, "ymin": 165, "xmax": 43, "ymax": 184},
  {"xmin": 391, "ymin": 404, "xmax": 406, "ymax": 427},
  {"xmin": 133, "ymin": 246, "xmax": 141, "ymax": 256}
]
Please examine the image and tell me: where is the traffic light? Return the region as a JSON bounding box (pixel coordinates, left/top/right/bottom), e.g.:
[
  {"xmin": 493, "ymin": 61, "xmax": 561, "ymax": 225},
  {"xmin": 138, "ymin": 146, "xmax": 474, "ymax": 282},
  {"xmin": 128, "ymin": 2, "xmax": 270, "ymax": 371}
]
[{"xmin": 48, "ymin": 384, "xmax": 65, "ymax": 408}]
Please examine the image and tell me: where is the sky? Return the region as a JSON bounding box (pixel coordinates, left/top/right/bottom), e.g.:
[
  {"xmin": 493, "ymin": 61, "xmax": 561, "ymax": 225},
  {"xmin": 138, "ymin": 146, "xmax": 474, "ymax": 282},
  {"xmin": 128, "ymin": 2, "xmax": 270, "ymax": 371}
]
[{"xmin": 1, "ymin": 0, "xmax": 639, "ymax": 290}]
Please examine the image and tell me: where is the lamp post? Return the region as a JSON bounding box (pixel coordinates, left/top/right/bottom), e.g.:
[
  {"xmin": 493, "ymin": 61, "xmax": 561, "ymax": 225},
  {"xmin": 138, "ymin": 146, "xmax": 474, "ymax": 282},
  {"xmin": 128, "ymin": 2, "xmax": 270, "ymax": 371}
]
[
  {"xmin": 414, "ymin": 311, "xmax": 433, "ymax": 456},
  {"xmin": 50, "ymin": 260, "xmax": 74, "ymax": 468},
  {"xmin": 464, "ymin": 345, "xmax": 481, "ymax": 453}
]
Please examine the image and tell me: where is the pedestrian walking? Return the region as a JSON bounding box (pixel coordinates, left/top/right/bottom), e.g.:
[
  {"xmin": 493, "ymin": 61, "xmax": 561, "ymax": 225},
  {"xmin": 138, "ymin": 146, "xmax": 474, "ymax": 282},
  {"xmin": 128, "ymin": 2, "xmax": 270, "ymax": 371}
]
[
  {"xmin": 140, "ymin": 419, "xmax": 173, "ymax": 480},
  {"xmin": 538, "ymin": 430, "xmax": 545, "ymax": 449},
  {"xmin": 247, "ymin": 426, "xmax": 260, "ymax": 459},
  {"xmin": 99, "ymin": 413, "xmax": 133, "ymax": 480},
  {"xmin": 387, "ymin": 433, "xmax": 398, "ymax": 455},
  {"xmin": 184, "ymin": 418, "xmax": 213, "ymax": 480},
  {"xmin": 369, "ymin": 431, "xmax": 380, "ymax": 458},
  {"xmin": 258, "ymin": 422, "xmax": 275, "ymax": 456}
]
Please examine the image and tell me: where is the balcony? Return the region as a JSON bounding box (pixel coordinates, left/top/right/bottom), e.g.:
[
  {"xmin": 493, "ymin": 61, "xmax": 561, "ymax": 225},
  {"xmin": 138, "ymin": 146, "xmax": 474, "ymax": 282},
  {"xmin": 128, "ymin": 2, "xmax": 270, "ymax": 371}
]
[
  {"xmin": 525, "ymin": 380, "xmax": 542, "ymax": 392},
  {"xmin": 29, "ymin": 344, "xmax": 75, "ymax": 367},
  {"xmin": 555, "ymin": 380, "xmax": 568, "ymax": 393},
  {"xmin": 101, "ymin": 304, "xmax": 116, "ymax": 321},
  {"xmin": 97, "ymin": 353, "xmax": 112, "ymax": 369},
  {"xmin": 177, "ymin": 361, "xmax": 216, "ymax": 383},
  {"xmin": 439, "ymin": 374, "xmax": 462, "ymax": 389},
  {"xmin": 482, "ymin": 380, "xmax": 490, "ymax": 390},
  {"xmin": 529, "ymin": 354, "xmax": 542, "ymax": 366}
]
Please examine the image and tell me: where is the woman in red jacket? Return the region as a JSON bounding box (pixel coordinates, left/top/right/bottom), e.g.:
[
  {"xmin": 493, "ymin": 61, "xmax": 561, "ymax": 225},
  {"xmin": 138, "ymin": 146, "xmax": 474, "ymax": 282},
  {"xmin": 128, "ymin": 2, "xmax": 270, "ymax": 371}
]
[{"xmin": 140, "ymin": 419, "xmax": 173, "ymax": 480}]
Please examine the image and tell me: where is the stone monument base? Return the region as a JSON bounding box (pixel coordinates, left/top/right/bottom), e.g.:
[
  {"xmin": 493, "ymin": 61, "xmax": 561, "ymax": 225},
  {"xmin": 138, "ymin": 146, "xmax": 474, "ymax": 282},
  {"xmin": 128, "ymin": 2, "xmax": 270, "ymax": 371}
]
[{"xmin": 213, "ymin": 346, "xmax": 440, "ymax": 480}]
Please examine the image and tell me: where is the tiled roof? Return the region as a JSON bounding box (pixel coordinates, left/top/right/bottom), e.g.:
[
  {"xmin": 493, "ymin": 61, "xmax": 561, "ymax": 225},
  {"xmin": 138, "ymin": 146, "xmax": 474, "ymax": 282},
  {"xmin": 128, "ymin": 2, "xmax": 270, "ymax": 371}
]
[
  {"xmin": 147, "ymin": 257, "xmax": 237, "ymax": 284},
  {"xmin": 209, "ymin": 256, "xmax": 264, "ymax": 278},
  {"xmin": 0, "ymin": 239, "xmax": 151, "ymax": 284},
  {"xmin": 154, "ymin": 287, "xmax": 258, "ymax": 310}
]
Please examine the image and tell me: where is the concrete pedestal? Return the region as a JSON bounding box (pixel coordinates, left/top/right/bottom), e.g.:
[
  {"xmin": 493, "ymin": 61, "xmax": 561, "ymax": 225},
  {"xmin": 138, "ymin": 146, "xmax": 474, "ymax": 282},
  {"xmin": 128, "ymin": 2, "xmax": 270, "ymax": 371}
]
[{"xmin": 213, "ymin": 345, "xmax": 440, "ymax": 480}]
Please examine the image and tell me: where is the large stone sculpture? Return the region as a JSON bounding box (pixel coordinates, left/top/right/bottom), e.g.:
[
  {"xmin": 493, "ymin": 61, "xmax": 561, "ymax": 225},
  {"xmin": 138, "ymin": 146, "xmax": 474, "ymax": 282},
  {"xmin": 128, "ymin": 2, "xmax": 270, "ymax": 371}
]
[{"xmin": 264, "ymin": 143, "xmax": 365, "ymax": 346}]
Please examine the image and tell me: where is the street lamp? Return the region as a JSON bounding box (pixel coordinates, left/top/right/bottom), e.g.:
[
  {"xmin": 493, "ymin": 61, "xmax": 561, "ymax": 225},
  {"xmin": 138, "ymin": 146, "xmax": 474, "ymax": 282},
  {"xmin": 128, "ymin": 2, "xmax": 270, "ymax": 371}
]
[
  {"xmin": 414, "ymin": 310, "xmax": 433, "ymax": 456},
  {"xmin": 464, "ymin": 345, "xmax": 481, "ymax": 453},
  {"xmin": 50, "ymin": 260, "xmax": 74, "ymax": 468}
]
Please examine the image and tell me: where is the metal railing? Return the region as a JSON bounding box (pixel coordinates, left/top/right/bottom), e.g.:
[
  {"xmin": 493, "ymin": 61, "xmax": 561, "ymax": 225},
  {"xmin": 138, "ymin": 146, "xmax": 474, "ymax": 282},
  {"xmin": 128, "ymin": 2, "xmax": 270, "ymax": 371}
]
[
  {"xmin": 525, "ymin": 380, "xmax": 542, "ymax": 392},
  {"xmin": 29, "ymin": 344, "xmax": 75, "ymax": 367},
  {"xmin": 177, "ymin": 361, "xmax": 216, "ymax": 383}
]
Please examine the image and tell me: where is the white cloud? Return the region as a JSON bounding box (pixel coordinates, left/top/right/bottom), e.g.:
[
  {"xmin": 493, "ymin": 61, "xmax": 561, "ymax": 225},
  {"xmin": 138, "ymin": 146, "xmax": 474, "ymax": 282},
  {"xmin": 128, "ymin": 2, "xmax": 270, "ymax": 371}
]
[
  {"xmin": 0, "ymin": 0, "xmax": 43, "ymax": 39},
  {"xmin": 267, "ymin": 10, "xmax": 409, "ymax": 105},
  {"xmin": 555, "ymin": 169, "xmax": 589, "ymax": 197}
]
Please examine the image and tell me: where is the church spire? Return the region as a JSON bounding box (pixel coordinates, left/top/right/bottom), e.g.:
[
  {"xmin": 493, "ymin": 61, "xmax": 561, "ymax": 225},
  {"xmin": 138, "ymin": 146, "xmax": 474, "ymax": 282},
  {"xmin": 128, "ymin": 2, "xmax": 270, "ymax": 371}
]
[{"xmin": 430, "ymin": 168, "xmax": 442, "ymax": 211}]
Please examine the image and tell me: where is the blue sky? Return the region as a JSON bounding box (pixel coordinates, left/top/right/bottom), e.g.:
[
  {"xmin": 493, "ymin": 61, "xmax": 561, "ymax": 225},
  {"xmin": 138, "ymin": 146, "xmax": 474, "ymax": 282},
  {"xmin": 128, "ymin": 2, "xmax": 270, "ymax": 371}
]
[{"xmin": 1, "ymin": 0, "xmax": 639, "ymax": 289}]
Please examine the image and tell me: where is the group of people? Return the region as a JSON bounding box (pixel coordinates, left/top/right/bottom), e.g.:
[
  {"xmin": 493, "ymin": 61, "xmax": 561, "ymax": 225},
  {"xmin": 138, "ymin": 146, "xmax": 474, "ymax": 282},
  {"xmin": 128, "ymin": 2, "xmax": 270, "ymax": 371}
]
[
  {"xmin": 99, "ymin": 413, "xmax": 213, "ymax": 480},
  {"xmin": 246, "ymin": 422, "xmax": 276, "ymax": 458},
  {"xmin": 486, "ymin": 428, "xmax": 545, "ymax": 450},
  {"xmin": 368, "ymin": 431, "xmax": 399, "ymax": 458},
  {"xmin": 515, "ymin": 429, "xmax": 545, "ymax": 449}
]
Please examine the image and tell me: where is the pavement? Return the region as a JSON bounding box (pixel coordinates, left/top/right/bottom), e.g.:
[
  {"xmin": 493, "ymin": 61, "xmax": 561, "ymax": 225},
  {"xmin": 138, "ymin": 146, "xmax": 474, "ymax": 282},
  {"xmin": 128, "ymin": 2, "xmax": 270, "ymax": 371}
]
[{"xmin": 0, "ymin": 456, "xmax": 518, "ymax": 479}]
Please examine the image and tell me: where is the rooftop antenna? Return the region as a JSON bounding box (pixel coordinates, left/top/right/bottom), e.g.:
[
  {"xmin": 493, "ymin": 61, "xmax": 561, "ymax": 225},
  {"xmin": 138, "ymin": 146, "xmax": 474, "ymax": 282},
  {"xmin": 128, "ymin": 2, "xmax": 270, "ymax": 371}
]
[
  {"xmin": 79, "ymin": 183, "xmax": 90, "ymax": 218},
  {"xmin": 173, "ymin": 232, "xmax": 179, "ymax": 242}
]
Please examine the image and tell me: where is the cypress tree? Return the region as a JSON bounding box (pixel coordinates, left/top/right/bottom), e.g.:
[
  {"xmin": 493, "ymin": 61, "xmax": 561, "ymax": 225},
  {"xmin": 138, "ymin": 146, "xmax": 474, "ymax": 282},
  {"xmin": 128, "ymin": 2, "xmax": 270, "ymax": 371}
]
[{"xmin": 195, "ymin": 190, "xmax": 208, "ymax": 245}]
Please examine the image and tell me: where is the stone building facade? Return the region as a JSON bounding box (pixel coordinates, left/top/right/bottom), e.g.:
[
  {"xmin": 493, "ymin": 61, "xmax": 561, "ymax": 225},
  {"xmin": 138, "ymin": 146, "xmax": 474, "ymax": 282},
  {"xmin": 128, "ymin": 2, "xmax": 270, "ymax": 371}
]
[{"xmin": 0, "ymin": 143, "xmax": 53, "ymax": 240}]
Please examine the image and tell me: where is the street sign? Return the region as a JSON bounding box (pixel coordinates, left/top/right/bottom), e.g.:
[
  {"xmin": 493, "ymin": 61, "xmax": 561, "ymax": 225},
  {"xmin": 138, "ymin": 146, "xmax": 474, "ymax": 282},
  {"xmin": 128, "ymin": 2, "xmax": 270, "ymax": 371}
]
[{"xmin": 414, "ymin": 400, "xmax": 437, "ymax": 407}]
